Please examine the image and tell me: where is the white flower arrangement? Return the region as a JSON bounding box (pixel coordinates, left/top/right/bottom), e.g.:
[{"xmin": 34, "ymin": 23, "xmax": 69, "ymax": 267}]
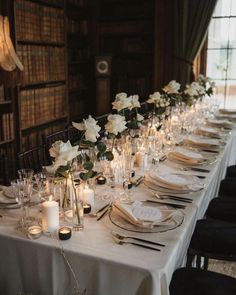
[
  {"xmin": 72, "ymin": 115, "xmax": 101, "ymax": 143},
  {"xmin": 129, "ymin": 94, "xmax": 141, "ymax": 110},
  {"xmin": 163, "ymin": 80, "xmax": 181, "ymax": 94},
  {"xmin": 112, "ymin": 92, "xmax": 132, "ymax": 112},
  {"xmin": 46, "ymin": 140, "xmax": 80, "ymax": 174},
  {"xmin": 197, "ymin": 74, "xmax": 215, "ymax": 96},
  {"xmin": 184, "ymin": 82, "xmax": 205, "ymax": 97},
  {"xmin": 147, "ymin": 92, "xmax": 170, "ymax": 108},
  {"xmin": 105, "ymin": 114, "xmax": 127, "ymax": 136}
]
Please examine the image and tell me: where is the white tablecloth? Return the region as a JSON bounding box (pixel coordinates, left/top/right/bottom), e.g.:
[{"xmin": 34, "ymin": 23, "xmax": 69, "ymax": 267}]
[{"xmin": 1, "ymin": 130, "xmax": 236, "ymax": 295}]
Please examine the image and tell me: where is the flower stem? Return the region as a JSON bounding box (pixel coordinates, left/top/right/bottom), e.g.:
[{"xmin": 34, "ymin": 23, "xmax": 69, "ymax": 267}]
[{"xmin": 70, "ymin": 171, "xmax": 80, "ymax": 225}]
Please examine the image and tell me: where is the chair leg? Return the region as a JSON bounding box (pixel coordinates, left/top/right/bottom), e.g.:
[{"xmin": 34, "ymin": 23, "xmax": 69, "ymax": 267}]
[
  {"xmin": 186, "ymin": 252, "xmax": 195, "ymax": 267},
  {"xmin": 196, "ymin": 255, "xmax": 202, "ymax": 269},
  {"xmin": 203, "ymin": 257, "xmax": 209, "ymax": 270}
]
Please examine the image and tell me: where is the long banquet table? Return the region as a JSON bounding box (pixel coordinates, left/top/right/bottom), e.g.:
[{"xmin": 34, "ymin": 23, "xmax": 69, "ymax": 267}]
[{"xmin": 1, "ymin": 130, "xmax": 236, "ymax": 295}]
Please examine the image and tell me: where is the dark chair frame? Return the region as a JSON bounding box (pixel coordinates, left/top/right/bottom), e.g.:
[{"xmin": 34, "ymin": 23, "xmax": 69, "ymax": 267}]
[{"xmin": 18, "ymin": 145, "xmax": 48, "ymax": 173}]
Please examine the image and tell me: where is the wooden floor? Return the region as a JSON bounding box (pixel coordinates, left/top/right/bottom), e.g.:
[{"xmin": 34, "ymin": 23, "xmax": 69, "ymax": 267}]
[{"xmin": 209, "ymin": 260, "xmax": 236, "ymax": 278}]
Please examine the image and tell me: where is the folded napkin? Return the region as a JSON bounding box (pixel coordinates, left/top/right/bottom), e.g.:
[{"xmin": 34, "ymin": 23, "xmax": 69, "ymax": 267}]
[
  {"xmin": 207, "ymin": 119, "xmax": 234, "ymax": 128},
  {"xmin": 184, "ymin": 135, "xmax": 220, "ymax": 149},
  {"xmin": 168, "ymin": 147, "xmax": 204, "ymax": 165},
  {"xmin": 219, "ymin": 108, "xmax": 236, "ymax": 115},
  {"xmin": 195, "ymin": 126, "xmax": 220, "ymax": 137},
  {"xmin": 112, "ymin": 201, "xmax": 178, "ymax": 228},
  {"xmin": 146, "ymin": 172, "xmax": 194, "ymax": 191}
]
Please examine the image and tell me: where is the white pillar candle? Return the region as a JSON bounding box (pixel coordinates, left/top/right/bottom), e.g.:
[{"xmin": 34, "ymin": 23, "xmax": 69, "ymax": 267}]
[
  {"xmin": 83, "ymin": 185, "xmax": 94, "ymax": 208},
  {"xmin": 42, "ymin": 200, "xmax": 59, "ymax": 233}
]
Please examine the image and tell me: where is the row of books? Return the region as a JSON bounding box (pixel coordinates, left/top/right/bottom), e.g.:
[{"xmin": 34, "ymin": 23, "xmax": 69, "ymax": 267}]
[
  {"xmin": 15, "ymin": 0, "xmax": 64, "ymax": 43},
  {"xmin": 0, "ymin": 113, "xmax": 14, "ymax": 142},
  {"xmin": 67, "ymin": 20, "xmax": 88, "ymax": 35},
  {"xmin": 20, "ymin": 85, "xmax": 67, "ymax": 130},
  {"xmin": 21, "ymin": 121, "xmax": 67, "ymax": 151},
  {"xmin": 0, "ymin": 86, "xmax": 4, "ymax": 102},
  {"xmin": 17, "ymin": 45, "xmax": 66, "ymax": 85}
]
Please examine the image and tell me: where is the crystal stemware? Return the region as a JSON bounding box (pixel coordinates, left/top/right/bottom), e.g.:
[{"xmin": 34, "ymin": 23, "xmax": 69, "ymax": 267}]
[
  {"xmin": 19, "ymin": 180, "xmax": 33, "ymax": 227},
  {"xmin": 18, "ymin": 169, "xmax": 34, "ymax": 182}
]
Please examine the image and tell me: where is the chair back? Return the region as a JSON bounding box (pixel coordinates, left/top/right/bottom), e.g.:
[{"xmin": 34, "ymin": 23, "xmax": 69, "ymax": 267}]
[
  {"xmin": 68, "ymin": 126, "xmax": 79, "ymax": 145},
  {"xmin": 0, "ymin": 154, "xmax": 9, "ymax": 185},
  {"xmin": 42, "ymin": 129, "xmax": 69, "ymax": 164},
  {"xmin": 18, "ymin": 146, "xmax": 47, "ymax": 173}
]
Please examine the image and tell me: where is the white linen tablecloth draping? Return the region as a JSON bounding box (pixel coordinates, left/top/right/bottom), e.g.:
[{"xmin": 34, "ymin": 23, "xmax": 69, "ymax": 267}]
[{"xmin": 0, "ymin": 130, "xmax": 236, "ymax": 295}]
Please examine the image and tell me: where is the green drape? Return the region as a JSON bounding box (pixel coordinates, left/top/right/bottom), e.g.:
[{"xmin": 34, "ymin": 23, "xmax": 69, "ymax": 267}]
[{"xmin": 172, "ymin": 0, "xmax": 217, "ymax": 86}]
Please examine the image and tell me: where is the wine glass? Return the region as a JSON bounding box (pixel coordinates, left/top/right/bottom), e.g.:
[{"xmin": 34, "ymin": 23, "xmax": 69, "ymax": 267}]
[{"xmin": 18, "ymin": 169, "xmax": 34, "ymax": 182}]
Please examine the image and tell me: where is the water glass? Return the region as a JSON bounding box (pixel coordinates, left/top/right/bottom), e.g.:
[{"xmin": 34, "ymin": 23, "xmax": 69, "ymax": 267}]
[{"xmin": 18, "ymin": 169, "xmax": 34, "ymax": 181}]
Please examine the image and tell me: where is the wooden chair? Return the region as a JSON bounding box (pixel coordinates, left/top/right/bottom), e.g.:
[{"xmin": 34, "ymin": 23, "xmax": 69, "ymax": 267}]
[
  {"xmin": 0, "ymin": 154, "xmax": 9, "ymax": 185},
  {"xmin": 18, "ymin": 146, "xmax": 47, "ymax": 173},
  {"xmin": 42, "ymin": 129, "xmax": 69, "ymax": 164}
]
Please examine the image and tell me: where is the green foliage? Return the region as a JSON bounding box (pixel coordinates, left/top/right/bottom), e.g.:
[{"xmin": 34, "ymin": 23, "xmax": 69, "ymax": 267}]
[
  {"xmin": 79, "ymin": 170, "xmax": 97, "ymax": 181},
  {"xmin": 83, "ymin": 161, "xmax": 94, "ymax": 171},
  {"xmin": 126, "ymin": 120, "xmax": 139, "ymax": 130},
  {"xmin": 55, "ymin": 164, "xmax": 70, "ymax": 178},
  {"xmin": 97, "ymin": 142, "xmax": 107, "ymax": 153},
  {"xmin": 105, "ymin": 151, "xmax": 114, "ymax": 161}
]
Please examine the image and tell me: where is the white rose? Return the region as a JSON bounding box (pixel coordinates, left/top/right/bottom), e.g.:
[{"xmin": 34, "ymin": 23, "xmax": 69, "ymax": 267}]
[
  {"xmin": 129, "ymin": 95, "xmax": 140, "ymax": 110},
  {"xmin": 47, "ymin": 140, "xmax": 80, "ymax": 173},
  {"xmin": 147, "ymin": 91, "xmax": 161, "ymax": 104},
  {"xmin": 184, "ymin": 84, "xmax": 198, "ymax": 96},
  {"xmin": 49, "ymin": 140, "xmax": 75, "ymax": 158},
  {"xmin": 105, "ymin": 114, "xmax": 127, "ymax": 135},
  {"xmin": 163, "ymin": 80, "xmax": 180, "ymax": 94},
  {"xmin": 112, "ymin": 92, "xmax": 132, "ymax": 111},
  {"xmin": 73, "ymin": 115, "xmax": 101, "ymax": 143},
  {"xmin": 136, "ymin": 113, "xmax": 144, "ymax": 122}
]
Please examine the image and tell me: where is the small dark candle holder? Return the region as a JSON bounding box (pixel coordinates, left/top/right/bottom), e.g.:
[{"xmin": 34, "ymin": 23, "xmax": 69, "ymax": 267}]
[
  {"xmin": 123, "ymin": 181, "xmax": 133, "ymax": 190},
  {"xmin": 130, "ymin": 170, "xmax": 135, "ymax": 178},
  {"xmin": 58, "ymin": 227, "xmax": 72, "ymax": 240},
  {"xmin": 96, "ymin": 176, "xmax": 106, "ymax": 185},
  {"xmin": 83, "ymin": 204, "xmax": 91, "ymax": 214}
]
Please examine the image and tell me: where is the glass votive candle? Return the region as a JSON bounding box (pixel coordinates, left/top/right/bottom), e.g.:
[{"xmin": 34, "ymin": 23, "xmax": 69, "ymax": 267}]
[
  {"xmin": 96, "ymin": 176, "xmax": 106, "ymax": 185},
  {"xmin": 28, "ymin": 225, "xmax": 42, "ymax": 239},
  {"xmin": 58, "ymin": 227, "xmax": 72, "ymax": 240}
]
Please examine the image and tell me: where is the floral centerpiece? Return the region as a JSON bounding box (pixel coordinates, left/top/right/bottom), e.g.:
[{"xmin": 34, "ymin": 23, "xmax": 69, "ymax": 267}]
[
  {"xmin": 183, "ymin": 81, "xmax": 205, "ymax": 105},
  {"xmin": 196, "ymin": 74, "xmax": 216, "ymax": 97},
  {"xmin": 112, "ymin": 92, "xmax": 144, "ymax": 134},
  {"xmin": 162, "ymin": 80, "xmax": 182, "ymax": 105},
  {"xmin": 72, "ymin": 115, "xmax": 101, "ymax": 181},
  {"xmin": 46, "ymin": 140, "xmax": 82, "ymax": 226}
]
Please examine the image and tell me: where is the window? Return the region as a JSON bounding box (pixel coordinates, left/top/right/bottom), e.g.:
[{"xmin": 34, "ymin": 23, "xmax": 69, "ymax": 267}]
[{"xmin": 207, "ymin": 0, "xmax": 236, "ymax": 108}]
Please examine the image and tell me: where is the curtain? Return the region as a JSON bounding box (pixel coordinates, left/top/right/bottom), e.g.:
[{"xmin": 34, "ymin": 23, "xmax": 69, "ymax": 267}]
[{"xmin": 172, "ymin": 0, "xmax": 217, "ymax": 86}]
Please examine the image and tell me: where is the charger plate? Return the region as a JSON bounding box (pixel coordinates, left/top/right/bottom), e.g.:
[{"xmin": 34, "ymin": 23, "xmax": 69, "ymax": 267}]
[{"xmin": 109, "ymin": 202, "xmax": 184, "ymax": 233}]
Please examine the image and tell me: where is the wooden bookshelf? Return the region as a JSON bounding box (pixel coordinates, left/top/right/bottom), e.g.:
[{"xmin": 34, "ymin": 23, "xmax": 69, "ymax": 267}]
[
  {"xmin": 98, "ymin": 0, "xmax": 155, "ymax": 101},
  {"xmin": 13, "ymin": 0, "xmax": 69, "ymax": 151},
  {"xmin": 66, "ymin": 0, "xmax": 93, "ymax": 121}
]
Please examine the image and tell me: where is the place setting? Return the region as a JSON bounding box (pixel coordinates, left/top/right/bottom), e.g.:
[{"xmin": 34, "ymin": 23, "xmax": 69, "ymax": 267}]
[{"xmin": 108, "ymin": 200, "xmax": 185, "ymax": 234}]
